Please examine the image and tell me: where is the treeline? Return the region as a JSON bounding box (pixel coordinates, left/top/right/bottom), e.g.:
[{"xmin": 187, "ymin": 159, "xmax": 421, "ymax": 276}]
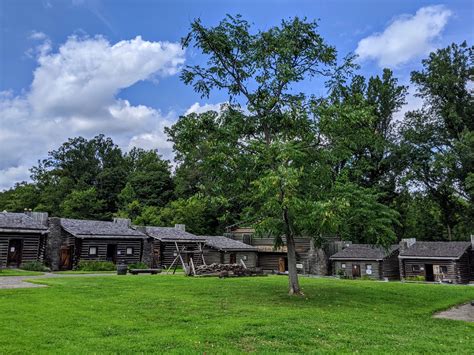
[{"xmin": 0, "ymin": 17, "xmax": 472, "ymax": 244}]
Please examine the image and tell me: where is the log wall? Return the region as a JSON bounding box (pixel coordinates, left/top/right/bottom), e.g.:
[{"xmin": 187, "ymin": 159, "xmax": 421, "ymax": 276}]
[{"xmin": 0, "ymin": 233, "xmax": 44, "ymax": 268}]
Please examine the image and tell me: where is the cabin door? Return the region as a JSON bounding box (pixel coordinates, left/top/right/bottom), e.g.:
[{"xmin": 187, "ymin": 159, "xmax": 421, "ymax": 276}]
[
  {"xmin": 229, "ymin": 253, "xmax": 237, "ymax": 264},
  {"xmin": 278, "ymin": 257, "xmax": 287, "ymax": 272},
  {"xmin": 352, "ymin": 264, "xmax": 361, "ymax": 278},
  {"xmin": 106, "ymin": 244, "xmax": 117, "ymax": 263},
  {"xmin": 7, "ymin": 239, "xmax": 23, "ymax": 267},
  {"xmin": 425, "ymin": 264, "xmax": 434, "ymax": 282},
  {"xmin": 59, "ymin": 246, "xmax": 73, "ymax": 270}
]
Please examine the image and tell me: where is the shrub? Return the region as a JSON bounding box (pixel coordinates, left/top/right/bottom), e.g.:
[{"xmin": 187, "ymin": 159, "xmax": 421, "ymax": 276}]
[
  {"xmin": 336, "ymin": 269, "xmax": 345, "ymax": 277},
  {"xmin": 76, "ymin": 261, "xmax": 116, "ymax": 271},
  {"xmin": 405, "ymin": 276, "xmax": 425, "ymax": 282},
  {"xmin": 360, "ymin": 275, "xmax": 373, "ymax": 280},
  {"xmin": 21, "ymin": 261, "xmax": 48, "ymax": 272},
  {"xmin": 128, "ymin": 262, "xmax": 149, "ymax": 270}
]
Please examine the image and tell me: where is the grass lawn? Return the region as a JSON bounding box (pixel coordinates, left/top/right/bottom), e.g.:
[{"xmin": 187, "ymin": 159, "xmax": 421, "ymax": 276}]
[
  {"xmin": 0, "ymin": 276, "xmax": 473, "ymax": 353},
  {"xmin": 0, "ymin": 269, "xmax": 44, "ymax": 277},
  {"xmin": 52, "ymin": 270, "xmax": 117, "ymax": 275}
]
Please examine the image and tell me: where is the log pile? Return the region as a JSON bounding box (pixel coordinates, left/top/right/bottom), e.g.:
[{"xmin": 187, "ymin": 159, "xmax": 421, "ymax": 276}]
[{"xmin": 194, "ymin": 263, "xmax": 263, "ymax": 277}]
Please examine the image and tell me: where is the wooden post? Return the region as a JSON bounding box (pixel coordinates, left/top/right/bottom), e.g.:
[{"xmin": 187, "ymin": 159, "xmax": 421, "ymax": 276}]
[{"xmin": 190, "ymin": 257, "xmax": 196, "ymax": 276}]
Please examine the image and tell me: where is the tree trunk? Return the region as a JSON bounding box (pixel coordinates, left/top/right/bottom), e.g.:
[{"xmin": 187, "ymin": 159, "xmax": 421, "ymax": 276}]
[
  {"xmin": 447, "ymin": 224, "xmax": 452, "ymax": 241},
  {"xmin": 286, "ymin": 233, "xmax": 303, "ymax": 295}
]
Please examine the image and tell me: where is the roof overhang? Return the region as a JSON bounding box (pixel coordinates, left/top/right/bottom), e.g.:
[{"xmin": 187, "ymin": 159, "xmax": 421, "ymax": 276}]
[
  {"xmin": 158, "ymin": 238, "xmax": 206, "ymax": 243},
  {"xmin": 330, "ymin": 257, "xmax": 382, "ymax": 261},
  {"xmin": 398, "ymin": 255, "xmax": 460, "ymax": 260},
  {"xmin": 76, "ymin": 234, "xmax": 147, "ymax": 239},
  {"xmin": 0, "ymin": 228, "xmax": 48, "ymax": 234}
]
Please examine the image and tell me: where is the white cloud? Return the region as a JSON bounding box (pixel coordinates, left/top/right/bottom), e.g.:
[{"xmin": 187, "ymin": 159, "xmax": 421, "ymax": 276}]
[
  {"xmin": 356, "ymin": 5, "xmax": 452, "ymax": 67},
  {"xmin": 0, "ymin": 166, "xmax": 31, "ymax": 190},
  {"xmin": 185, "ymin": 102, "xmax": 225, "ymax": 115},
  {"xmin": 0, "ymin": 35, "xmax": 185, "ymax": 190},
  {"xmin": 29, "ymin": 31, "xmax": 47, "ymax": 40}
]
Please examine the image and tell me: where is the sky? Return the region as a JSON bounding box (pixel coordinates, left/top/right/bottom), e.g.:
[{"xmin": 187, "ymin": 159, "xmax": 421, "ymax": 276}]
[{"xmin": 0, "ymin": 0, "xmax": 473, "ymax": 190}]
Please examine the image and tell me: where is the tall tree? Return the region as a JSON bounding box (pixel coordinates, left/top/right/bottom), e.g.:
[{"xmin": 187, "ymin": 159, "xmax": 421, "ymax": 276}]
[
  {"xmin": 180, "ymin": 15, "xmax": 399, "ymax": 294},
  {"xmin": 401, "ymin": 42, "xmax": 473, "ymax": 239}
]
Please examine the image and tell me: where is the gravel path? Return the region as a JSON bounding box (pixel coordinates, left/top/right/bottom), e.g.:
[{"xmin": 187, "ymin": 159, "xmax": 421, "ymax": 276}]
[
  {"xmin": 0, "ymin": 272, "xmax": 116, "ymax": 289},
  {"xmin": 434, "ymin": 302, "xmax": 474, "ymax": 322}
]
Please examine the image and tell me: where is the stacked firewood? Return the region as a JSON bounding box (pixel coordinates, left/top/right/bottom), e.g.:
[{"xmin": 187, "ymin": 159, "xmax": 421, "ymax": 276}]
[{"xmin": 194, "ymin": 263, "xmax": 262, "ymax": 277}]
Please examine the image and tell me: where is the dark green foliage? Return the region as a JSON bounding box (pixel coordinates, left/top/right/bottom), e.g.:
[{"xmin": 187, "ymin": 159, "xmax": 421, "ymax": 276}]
[
  {"xmin": 128, "ymin": 262, "xmax": 149, "ymax": 270},
  {"xmin": 76, "ymin": 261, "xmax": 116, "ymax": 271},
  {"xmin": 20, "ymin": 261, "xmax": 48, "ymax": 272}
]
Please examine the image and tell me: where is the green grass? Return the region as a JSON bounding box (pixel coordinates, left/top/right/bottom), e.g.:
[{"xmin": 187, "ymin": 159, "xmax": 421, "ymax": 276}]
[
  {"xmin": 0, "ymin": 269, "xmax": 44, "ymax": 277},
  {"xmin": 52, "ymin": 270, "xmax": 117, "ymax": 275},
  {"xmin": 0, "ymin": 276, "xmax": 473, "ymax": 353}
]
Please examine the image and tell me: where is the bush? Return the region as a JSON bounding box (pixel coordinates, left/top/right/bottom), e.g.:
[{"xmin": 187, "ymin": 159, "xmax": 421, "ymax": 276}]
[
  {"xmin": 21, "ymin": 261, "xmax": 48, "ymax": 272},
  {"xmin": 76, "ymin": 261, "xmax": 116, "ymax": 271},
  {"xmin": 128, "ymin": 262, "xmax": 149, "ymax": 270},
  {"xmin": 360, "ymin": 275, "xmax": 374, "ymax": 280},
  {"xmin": 336, "ymin": 269, "xmax": 345, "ymax": 277},
  {"xmin": 405, "ymin": 276, "xmax": 425, "ymax": 282}
]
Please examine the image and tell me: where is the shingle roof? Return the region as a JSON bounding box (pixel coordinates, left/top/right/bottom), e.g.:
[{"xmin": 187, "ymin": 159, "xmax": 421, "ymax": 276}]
[
  {"xmin": 0, "ymin": 212, "xmax": 48, "ymax": 232},
  {"xmin": 330, "ymin": 244, "xmax": 399, "ymax": 260},
  {"xmin": 399, "ymin": 241, "xmax": 471, "ymax": 259},
  {"xmin": 61, "ymin": 218, "xmax": 146, "ymax": 239},
  {"xmin": 144, "ymin": 227, "xmax": 206, "ymax": 242},
  {"xmin": 203, "ymin": 236, "xmax": 258, "ymax": 251}
]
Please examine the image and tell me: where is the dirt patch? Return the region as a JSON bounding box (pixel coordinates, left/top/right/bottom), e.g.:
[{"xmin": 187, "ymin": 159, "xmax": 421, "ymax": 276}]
[{"xmin": 434, "ymin": 302, "xmax": 474, "ymax": 322}]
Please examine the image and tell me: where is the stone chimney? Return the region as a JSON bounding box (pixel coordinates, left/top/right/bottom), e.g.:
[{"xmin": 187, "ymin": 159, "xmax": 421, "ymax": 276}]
[
  {"xmin": 399, "ymin": 238, "xmax": 416, "ymax": 252},
  {"xmin": 25, "ymin": 211, "xmax": 49, "ymax": 226},
  {"xmin": 113, "ymin": 218, "xmax": 131, "ymax": 227},
  {"xmin": 175, "ymin": 224, "xmax": 185, "ymax": 232},
  {"xmin": 471, "ymin": 235, "xmax": 474, "ymax": 247},
  {"xmin": 45, "ymin": 217, "xmax": 62, "ymax": 271}
]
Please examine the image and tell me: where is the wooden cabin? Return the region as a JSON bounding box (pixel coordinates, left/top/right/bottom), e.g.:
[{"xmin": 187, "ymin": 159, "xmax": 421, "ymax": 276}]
[
  {"xmin": 0, "ymin": 212, "xmax": 48, "ymax": 268},
  {"xmin": 225, "ymin": 224, "xmax": 339, "ymax": 274},
  {"xmin": 202, "ymin": 236, "xmax": 258, "ymax": 268},
  {"xmin": 47, "ymin": 217, "xmax": 147, "ymax": 270},
  {"xmin": 141, "ymin": 225, "xmax": 207, "ymax": 269},
  {"xmin": 330, "ymin": 244, "xmax": 400, "ymax": 280},
  {"xmin": 399, "ymin": 239, "xmax": 474, "ymax": 284}
]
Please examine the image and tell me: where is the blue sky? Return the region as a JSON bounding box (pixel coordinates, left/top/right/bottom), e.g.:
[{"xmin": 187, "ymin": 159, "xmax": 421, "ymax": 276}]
[{"xmin": 0, "ymin": 0, "xmax": 473, "ymax": 189}]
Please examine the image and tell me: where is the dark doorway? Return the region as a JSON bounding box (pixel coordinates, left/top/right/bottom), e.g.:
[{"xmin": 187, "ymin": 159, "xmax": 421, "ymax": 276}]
[
  {"xmin": 7, "ymin": 239, "xmax": 23, "ymax": 267},
  {"xmin": 425, "ymin": 264, "xmax": 434, "ymax": 282},
  {"xmin": 60, "ymin": 246, "xmax": 74, "ymax": 270},
  {"xmin": 106, "ymin": 244, "xmax": 117, "ymax": 263},
  {"xmin": 352, "ymin": 264, "xmax": 361, "ymax": 278},
  {"xmin": 229, "ymin": 253, "xmax": 236, "ymax": 264}
]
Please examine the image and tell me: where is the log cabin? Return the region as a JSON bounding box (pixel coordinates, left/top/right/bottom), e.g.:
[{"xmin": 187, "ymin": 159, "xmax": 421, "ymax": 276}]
[
  {"xmin": 47, "ymin": 217, "xmax": 147, "ymax": 270},
  {"xmin": 202, "ymin": 236, "xmax": 258, "ymax": 268},
  {"xmin": 398, "ymin": 238, "xmax": 474, "ymax": 284},
  {"xmin": 330, "ymin": 244, "xmax": 400, "ymax": 280},
  {"xmin": 140, "ymin": 225, "xmax": 207, "ymax": 269},
  {"xmin": 225, "ymin": 224, "xmax": 344, "ymax": 274},
  {"xmin": 0, "ymin": 212, "xmax": 48, "ymax": 268}
]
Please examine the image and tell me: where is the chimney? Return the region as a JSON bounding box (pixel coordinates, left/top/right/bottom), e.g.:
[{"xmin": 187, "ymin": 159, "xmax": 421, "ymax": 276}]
[
  {"xmin": 399, "ymin": 238, "xmax": 416, "ymax": 252},
  {"xmin": 113, "ymin": 218, "xmax": 131, "ymax": 227},
  {"xmin": 471, "ymin": 235, "xmax": 474, "ymax": 247},
  {"xmin": 175, "ymin": 224, "xmax": 185, "ymax": 232},
  {"xmin": 25, "ymin": 211, "xmax": 49, "ymax": 227}
]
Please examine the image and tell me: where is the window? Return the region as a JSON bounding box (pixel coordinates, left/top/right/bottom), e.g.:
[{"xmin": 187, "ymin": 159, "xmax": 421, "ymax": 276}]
[
  {"xmin": 440, "ymin": 265, "xmax": 448, "ymax": 274},
  {"xmin": 341, "ymin": 263, "xmax": 346, "ymax": 269},
  {"xmin": 242, "ymin": 255, "xmax": 248, "ymax": 261},
  {"xmin": 89, "ymin": 246, "xmax": 97, "ymax": 256},
  {"xmin": 412, "ymin": 265, "xmax": 420, "ymax": 272},
  {"xmin": 126, "ymin": 247, "xmax": 134, "ymax": 256},
  {"xmin": 366, "ymin": 264, "xmax": 373, "ymax": 275}
]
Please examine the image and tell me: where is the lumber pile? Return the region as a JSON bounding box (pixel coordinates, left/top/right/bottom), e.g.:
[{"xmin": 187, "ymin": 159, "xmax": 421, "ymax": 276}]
[{"xmin": 194, "ymin": 263, "xmax": 263, "ymax": 277}]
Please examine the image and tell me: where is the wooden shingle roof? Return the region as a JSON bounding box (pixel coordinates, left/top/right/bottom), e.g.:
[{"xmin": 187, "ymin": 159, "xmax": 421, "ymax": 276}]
[
  {"xmin": 203, "ymin": 236, "xmax": 258, "ymax": 252},
  {"xmin": 0, "ymin": 212, "xmax": 48, "ymax": 232},
  {"xmin": 60, "ymin": 218, "xmax": 146, "ymax": 239},
  {"xmin": 330, "ymin": 244, "xmax": 399, "ymax": 261},
  {"xmin": 144, "ymin": 227, "xmax": 206, "ymax": 242},
  {"xmin": 399, "ymin": 241, "xmax": 471, "ymax": 259}
]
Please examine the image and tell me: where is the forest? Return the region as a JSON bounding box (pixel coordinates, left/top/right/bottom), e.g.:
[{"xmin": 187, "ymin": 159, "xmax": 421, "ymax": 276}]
[{"xmin": 1, "ymin": 16, "xmax": 472, "ymax": 248}]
